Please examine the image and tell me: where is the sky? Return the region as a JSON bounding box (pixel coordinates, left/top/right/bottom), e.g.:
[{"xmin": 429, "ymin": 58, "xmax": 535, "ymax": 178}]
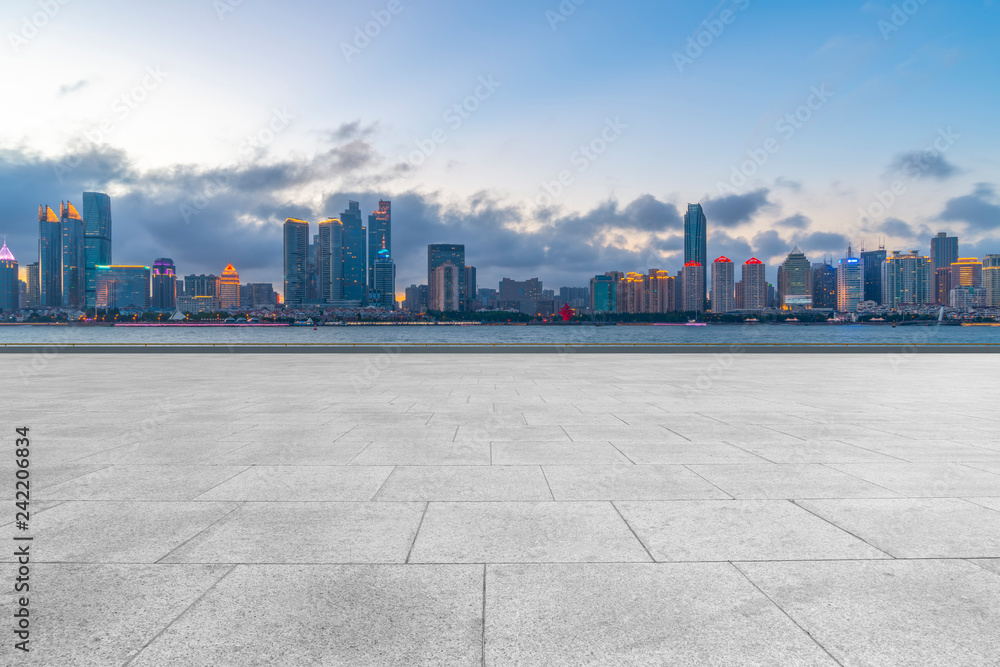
[{"xmin": 1, "ymin": 0, "xmax": 998, "ymax": 294}]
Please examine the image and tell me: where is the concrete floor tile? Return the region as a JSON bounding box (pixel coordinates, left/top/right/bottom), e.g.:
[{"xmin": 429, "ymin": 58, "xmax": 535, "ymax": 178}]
[
  {"xmin": 350, "ymin": 441, "xmax": 491, "ymax": 465},
  {"xmin": 969, "ymin": 559, "xmax": 1000, "ymax": 576},
  {"xmin": 688, "ymin": 464, "xmax": 900, "ymax": 499},
  {"xmin": 194, "ymin": 466, "xmax": 393, "ymax": 501},
  {"xmin": 560, "ymin": 425, "xmax": 685, "ymax": 442},
  {"xmin": 486, "ymin": 563, "xmax": 838, "ymax": 666},
  {"xmin": 611, "ymin": 441, "xmax": 767, "ymax": 464},
  {"xmin": 162, "ymin": 502, "xmax": 426, "ymax": 563},
  {"xmin": 797, "ymin": 498, "xmax": 1000, "ymax": 558},
  {"xmin": 376, "ymin": 466, "xmax": 552, "ymax": 501},
  {"xmin": 70, "ymin": 440, "xmax": 251, "ymax": 465},
  {"xmin": 206, "ymin": 440, "xmax": 370, "ymax": 465},
  {"xmin": 738, "ymin": 559, "xmax": 1000, "ymax": 667},
  {"xmin": 0, "ymin": 563, "xmax": 232, "ymax": 667},
  {"xmin": 36, "ymin": 465, "xmax": 248, "ymax": 501},
  {"xmin": 129, "ymin": 564, "xmax": 484, "ymax": 667},
  {"xmin": 491, "ymin": 441, "xmax": 631, "ymax": 465},
  {"xmin": 848, "ymin": 441, "xmax": 1000, "ymax": 462},
  {"xmin": 966, "ymin": 497, "xmax": 1000, "ymax": 511},
  {"xmin": 828, "ymin": 462, "xmax": 1000, "ymax": 497},
  {"xmin": 543, "ymin": 465, "xmax": 731, "ymax": 500},
  {"xmin": 733, "ymin": 440, "xmax": 900, "ymax": 464},
  {"xmin": 410, "ymin": 502, "xmax": 651, "ymax": 563},
  {"xmin": 617, "ymin": 500, "xmax": 890, "ymax": 561}
]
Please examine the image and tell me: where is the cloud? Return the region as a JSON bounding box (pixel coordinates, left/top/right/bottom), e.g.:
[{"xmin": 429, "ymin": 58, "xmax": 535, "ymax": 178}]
[
  {"xmin": 702, "ymin": 189, "xmax": 772, "ymax": 228},
  {"xmin": 774, "ymin": 177, "xmax": 802, "ymax": 192},
  {"xmin": 937, "ymin": 183, "xmax": 1000, "ymax": 231},
  {"xmin": 879, "ymin": 217, "xmax": 915, "ymax": 238},
  {"xmin": 59, "ymin": 80, "xmax": 89, "ymax": 96},
  {"xmin": 775, "ymin": 214, "xmax": 810, "ymax": 230},
  {"xmin": 888, "ymin": 150, "xmax": 961, "ymax": 181}
]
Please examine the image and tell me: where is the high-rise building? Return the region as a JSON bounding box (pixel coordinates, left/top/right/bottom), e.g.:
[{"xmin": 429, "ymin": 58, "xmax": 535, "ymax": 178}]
[
  {"xmin": 372, "ymin": 249, "xmax": 396, "ymax": 310},
  {"xmin": 428, "ymin": 244, "xmax": 466, "ymax": 308},
  {"xmin": 646, "ymin": 270, "xmax": 674, "ymax": 313},
  {"xmin": 464, "ymin": 266, "xmax": 477, "ymax": 309},
  {"xmin": 811, "ymin": 261, "xmax": 837, "ymax": 309},
  {"xmin": 283, "ymin": 218, "xmax": 310, "ymax": 307},
  {"xmin": 60, "ymin": 201, "xmax": 86, "ymax": 309},
  {"xmin": 404, "ymin": 284, "xmax": 427, "ymax": 313},
  {"xmin": 220, "ymin": 263, "xmax": 241, "ymax": 309},
  {"xmin": 883, "ymin": 250, "xmax": 932, "ymax": 307},
  {"xmin": 984, "ymin": 255, "xmax": 1000, "ymax": 307},
  {"xmin": 151, "ymin": 258, "xmax": 177, "ymax": 310},
  {"xmin": 0, "ymin": 239, "xmax": 18, "ymax": 313},
  {"xmin": 935, "ymin": 267, "xmax": 952, "ymax": 306},
  {"xmin": 307, "ymin": 234, "xmax": 320, "ymax": 302},
  {"xmin": 684, "ymin": 204, "xmax": 707, "ymax": 308},
  {"xmin": 26, "ymin": 262, "xmax": 40, "ymax": 308},
  {"xmin": 618, "ymin": 272, "xmax": 646, "ymax": 314},
  {"xmin": 340, "ymin": 201, "xmax": 367, "ymax": 302},
  {"xmin": 429, "ymin": 261, "xmax": 462, "ymax": 311},
  {"xmin": 711, "ymin": 257, "xmax": 735, "ymax": 313},
  {"xmin": 38, "ymin": 206, "xmax": 62, "ymax": 308},
  {"xmin": 590, "ymin": 275, "xmax": 617, "ymax": 313},
  {"xmin": 860, "ymin": 245, "xmax": 886, "ymax": 304},
  {"xmin": 682, "ymin": 262, "xmax": 705, "ymax": 313},
  {"xmin": 950, "ymin": 286, "xmax": 986, "ymax": 309},
  {"xmin": 739, "ymin": 258, "xmax": 767, "ymax": 311},
  {"xmin": 83, "ymin": 192, "xmax": 112, "ymax": 308},
  {"xmin": 836, "ymin": 247, "xmax": 863, "ymax": 312},
  {"xmin": 930, "ymin": 232, "xmax": 958, "ymax": 274},
  {"xmin": 950, "ymin": 258, "xmax": 983, "ymax": 288},
  {"xmin": 316, "ymin": 218, "xmax": 344, "ymax": 303},
  {"xmin": 367, "ymin": 200, "xmax": 391, "ymax": 289},
  {"xmin": 95, "ymin": 265, "xmax": 151, "ymax": 309},
  {"xmin": 778, "ymin": 248, "xmax": 812, "ymax": 309}
]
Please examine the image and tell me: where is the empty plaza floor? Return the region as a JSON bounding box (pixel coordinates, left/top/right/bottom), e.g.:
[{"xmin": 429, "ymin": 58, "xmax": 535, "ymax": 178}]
[{"xmin": 2, "ymin": 351, "xmax": 1000, "ymax": 666}]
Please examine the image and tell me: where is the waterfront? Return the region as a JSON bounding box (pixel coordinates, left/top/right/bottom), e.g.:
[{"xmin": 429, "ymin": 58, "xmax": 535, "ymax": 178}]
[{"xmin": 2, "ymin": 322, "xmax": 999, "ymax": 346}]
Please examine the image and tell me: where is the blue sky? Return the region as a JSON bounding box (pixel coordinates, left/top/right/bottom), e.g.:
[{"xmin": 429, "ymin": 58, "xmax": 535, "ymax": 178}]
[{"xmin": 1, "ymin": 0, "xmax": 998, "ymax": 292}]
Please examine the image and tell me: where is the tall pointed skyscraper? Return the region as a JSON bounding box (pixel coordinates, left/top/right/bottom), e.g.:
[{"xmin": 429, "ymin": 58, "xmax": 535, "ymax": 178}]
[
  {"xmin": 38, "ymin": 205, "xmax": 62, "ymax": 308},
  {"xmin": 83, "ymin": 192, "xmax": 112, "ymax": 308},
  {"xmin": 684, "ymin": 203, "xmax": 707, "ymax": 308},
  {"xmin": 340, "ymin": 201, "xmax": 367, "ymax": 302},
  {"xmin": 318, "ymin": 218, "xmax": 345, "ymax": 302},
  {"xmin": 283, "ymin": 219, "xmax": 310, "ymax": 307},
  {"xmin": 0, "ymin": 239, "xmax": 18, "ymax": 313},
  {"xmin": 368, "ymin": 200, "xmax": 391, "ymax": 290},
  {"xmin": 60, "ymin": 201, "xmax": 86, "ymax": 309}
]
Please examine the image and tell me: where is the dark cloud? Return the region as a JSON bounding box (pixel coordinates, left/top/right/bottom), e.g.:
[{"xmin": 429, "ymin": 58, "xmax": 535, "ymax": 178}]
[
  {"xmin": 888, "ymin": 150, "xmax": 961, "ymax": 181},
  {"xmin": 798, "ymin": 231, "xmax": 849, "ymax": 254},
  {"xmin": 775, "ymin": 214, "xmax": 810, "ymax": 230},
  {"xmin": 937, "ymin": 183, "xmax": 1000, "ymax": 231},
  {"xmin": 327, "ymin": 120, "xmax": 376, "ymax": 142},
  {"xmin": 774, "ymin": 177, "xmax": 802, "ymax": 192},
  {"xmin": 879, "ymin": 217, "xmax": 915, "ymax": 238},
  {"xmin": 702, "ymin": 189, "xmax": 772, "ymax": 228}
]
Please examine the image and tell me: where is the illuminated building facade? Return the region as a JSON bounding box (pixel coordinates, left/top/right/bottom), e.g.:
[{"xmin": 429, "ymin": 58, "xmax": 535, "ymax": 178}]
[
  {"xmin": 950, "ymin": 258, "xmax": 983, "ymax": 288},
  {"xmin": 60, "ymin": 201, "xmax": 86, "ymax": 309},
  {"xmin": 38, "ymin": 206, "xmax": 62, "ymax": 308},
  {"xmin": 95, "ymin": 265, "xmax": 151, "ymax": 309},
  {"xmin": 711, "ymin": 257, "xmax": 735, "ymax": 313},
  {"xmin": 812, "ymin": 262, "xmax": 837, "ymax": 309},
  {"xmin": 283, "ymin": 218, "xmax": 310, "ymax": 307},
  {"xmin": 83, "ymin": 192, "xmax": 112, "ymax": 308},
  {"xmin": 428, "ymin": 244, "xmax": 466, "ymax": 309},
  {"xmin": 836, "ymin": 248, "xmax": 863, "ymax": 313},
  {"xmin": 860, "ymin": 246, "xmax": 886, "ymax": 304},
  {"xmin": 372, "ymin": 249, "xmax": 396, "ymax": 310},
  {"xmin": 590, "ymin": 274, "xmax": 617, "ymax": 313},
  {"xmin": 646, "ymin": 269, "xmax": 674, "ymax": 313},
  {"xmin": 367, "ymin": 200, "xmax": 391, "ymax": 288},
  {"xmin": 151, "ymin": 258, "xmax": 177, "ymax": 310},
  {"xmin": 930, "ymin": 232, "xmax": 958, "ymax": 274},
  {"xmin": 984, "ymin": 255, "xmax": 1000, "ymax": 307},
  {"xmin": 883, "ymin": 250, "xmax": 932, "ymax": 307},
  {"xmin": 318, "ymin": 218, "xmax": 344, "ymax": 303},
  {"xmin": 739, "ymin": 258, "xmax": 767, "ymax": 311},
  {"xmin": 682, "ymin": 261, "xmax": 705, "ymax": 313},
  {"xmin": 0, "ymin": 240, "xmax": 18, "ymax": 313},
  {"xmin": 220, "ymin": 263, "xmax": 241, "ymax": 310},
  {"xmin": 684, "ymin": 203, "xmax": 707, "ymax": 309}
]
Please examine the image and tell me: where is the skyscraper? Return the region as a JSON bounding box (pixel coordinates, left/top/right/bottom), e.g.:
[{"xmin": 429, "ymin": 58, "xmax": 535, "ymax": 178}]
[
  {"xmin": 646, "ymin": 270, "xmax": 674, "ymax": 313},
  {"xmin": 778, "ymin": 248, "xmax": 812, "ymax": 309},
  {"xmin": 935, "ymin": 267, "xmax": 952, "ymax": 306},
  {"xmin": 95, "ymin": 265, "xmax": 151, "ymax": 309},
  {"xmin": 464, "ymin": 266, "xmax": 477, "ymax": 309},
  {"xmin": 739, "ymin": 258, "xmax": 767, "ymax": 311},
  {"xmin": 38, "ymin": 205, "xmax": 62, "ymax": 308},
  {"xmin": 681, "ymin": 262, "xmax": 705, "ymax": 313},
  {"xmin": 367, "ymin": 200, "xmax": 391, "ymax": 289},
  {"xmin": 428, "ymin": 244, "xmax": 466, "ymax": 308},
  {"xmin": 83, "ymin": 192, "xmax": 112, "ymax": 308},
  {"xmin": 930, "ymin": 232, "xmax": 958, "ymax": 274},
  {"xmin": 60, "ymin": 201, "xmax": 86, "ymax": 309},
  {"xmin": 26, "ymin": 262, "xmax": 39, "ymax": 308},
  {"xmin": 590, "ymin": 275, "xmax": 617, "ymax": 313},
  {"xmin": 836, "ymin": 247, "xmax": 863, "ymax": 312},
  {"xmin": 283, "ymin": 218, "xmax": 310, "ymax": 307},
  {"xmin": 883, "ymin": 250, "xmax": 932, "ymax": 307},
  {"xmin": 984, "ymin": 255, "xmax": 1000, "ymax": 307},
  {"xmin": 950, "ymin": 258, "xmax": 983, "ymax": 288},
  {"xmin": 318, "ymin": 218, "xmax": 344, "ymax": 303},
  {"xmin": 220, "ymin": 263, "xmax": 241, "ymax": 309},
  {"xmin": 0, "ymin": 239, "xmax": 18, "ymax": 313},
  {"xmin": 710, "ymin": 257, "xmax": 735, "ymax": 313},
  {"xmin": 372, "ymin": 249, "xmax": 396, "ymax": 310},
  {"xmin": 151, "ymin": 258, "xmax": 177, "ymax": 310},
  {"xmin": 429, "ymin": 261, "xmax": 462, "ymax": 311},
  {"xmin": 684, "ymin": 203, "xmax": 707, "ymax": 309},
  {"xmin": 340, "ymin": 201, "xmax": 367, "ymax": 302},
  {"xmin": 860, "ymin": 245, "xmax": 886, "ymax": 304},
  {"xmin": 811, "ymin": 261, "xmax": 837, "ymax": 309}
]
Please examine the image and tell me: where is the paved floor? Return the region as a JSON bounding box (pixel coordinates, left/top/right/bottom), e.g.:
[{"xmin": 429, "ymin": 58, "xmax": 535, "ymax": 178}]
[{"xmin": 2, "ymin": 352, "xmax": 1000, "ymax": 666}]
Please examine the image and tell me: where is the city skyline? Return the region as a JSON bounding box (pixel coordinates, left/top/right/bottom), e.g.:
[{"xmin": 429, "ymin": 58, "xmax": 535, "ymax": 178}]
[{"xmin": 1, "ymin": 2, "xmax": 998, "ymax": 293}]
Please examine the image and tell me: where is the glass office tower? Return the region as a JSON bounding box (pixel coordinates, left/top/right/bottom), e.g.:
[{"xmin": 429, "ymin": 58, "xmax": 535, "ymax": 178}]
[{"xmin": 83, "ymin": 192, "xmax": 113, "ymax": 308}]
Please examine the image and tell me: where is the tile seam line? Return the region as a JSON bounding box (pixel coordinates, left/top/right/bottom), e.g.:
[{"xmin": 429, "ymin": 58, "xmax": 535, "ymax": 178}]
[
  {"xmin": 730, "ymin": 562, "xmax": 847, "ymax": 667},
  {"xmin": 790, "ymin": 500, "xmax": 897, "ymax": 560},
  {"xmin": 187, "ymin": 465, "xmax": 256, "ymax": 501},
  {"xmin": 405, "ymin": 502, "xmax": 430, "ymax": 564},
  {"xmin": 154, "ymin": 502, "xmax": 247, "ymax": 564},
  {"xmin": 120, "ymin": 563, "xmax": 239, "ymax": 667},
  {"xmin": 369, "ymin": 465, "xmax": 398, "ymax": 501},
  {"xmin": 816, "ymin": 462, "xmax": 904, "ymax": 496},
  {"xmin": 679, "ymin": 464, "xmax": 737, "ymax": 500},
  {"xmin": 610, "ymin": 501, "xmax": 656, "ymax": 563}
]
